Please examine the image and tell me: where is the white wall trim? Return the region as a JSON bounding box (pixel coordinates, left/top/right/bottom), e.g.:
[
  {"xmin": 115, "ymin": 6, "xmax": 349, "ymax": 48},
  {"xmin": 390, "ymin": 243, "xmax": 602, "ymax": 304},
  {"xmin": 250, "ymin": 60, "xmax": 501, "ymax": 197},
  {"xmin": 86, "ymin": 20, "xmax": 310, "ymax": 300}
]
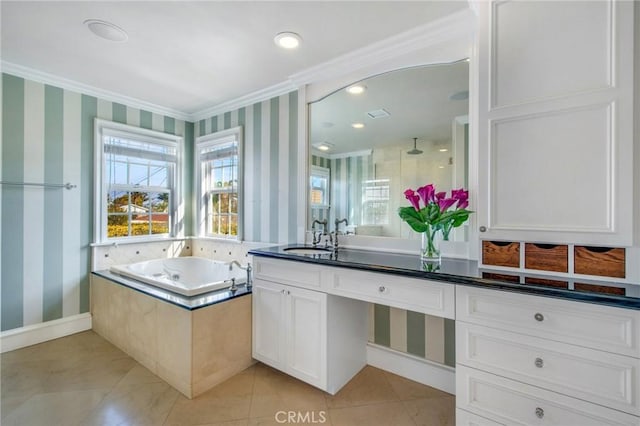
[
  {"xmin": 191, "ymin": 80, "xmax": 297, "ymax": 122},
  {"xmin": 0, "ymin": 313, "xmax": 92, "ymax": 353},
  {"xmin": 1, "ymin": 61, "xmax": 191, "ymax": 122},
  {"xmin": 366, "ymin": 342, "xmax": 456, "ymax": 395},
  {"xmin": 290, "ymin": 8, "xmax": 475, "ymax": 89}
]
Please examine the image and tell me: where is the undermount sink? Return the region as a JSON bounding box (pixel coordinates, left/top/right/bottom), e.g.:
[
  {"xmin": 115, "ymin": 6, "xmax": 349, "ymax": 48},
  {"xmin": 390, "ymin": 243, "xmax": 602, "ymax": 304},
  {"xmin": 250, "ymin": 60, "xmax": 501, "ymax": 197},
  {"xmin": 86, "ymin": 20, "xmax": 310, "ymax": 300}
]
[{"xmin": 283, "ymin": 247, "xmax": 333, "ymax": 255}]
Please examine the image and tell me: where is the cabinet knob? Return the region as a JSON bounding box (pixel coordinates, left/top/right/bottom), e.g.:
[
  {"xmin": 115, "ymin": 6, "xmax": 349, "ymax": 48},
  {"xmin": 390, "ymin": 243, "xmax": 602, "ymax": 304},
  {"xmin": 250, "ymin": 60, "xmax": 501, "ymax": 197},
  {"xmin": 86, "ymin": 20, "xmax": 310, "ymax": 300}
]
[
  {"xmin": 378, "ymin": 286, "xmax": 386, "ymax": 293},
  {"xmin": 287, "ymin": 290, "xmax": 290, "ymax": 295},
  {"xmin": 534, "ymin": 313, "xmax": 544, "ymax": 322},
  {"xmin": 479, "ymin": 226, "xmax": 487, "ymax": 232},
  {"xmin": 535, "ymin": 407, "xmax": 544, "ymax": 419},
  {"xmin": 534, "ymin": 357, "xmax": 544, "ymax": 368},
  {"xmin": 281, "ymin": 289, "xmax": 286, "ymax": 294}
]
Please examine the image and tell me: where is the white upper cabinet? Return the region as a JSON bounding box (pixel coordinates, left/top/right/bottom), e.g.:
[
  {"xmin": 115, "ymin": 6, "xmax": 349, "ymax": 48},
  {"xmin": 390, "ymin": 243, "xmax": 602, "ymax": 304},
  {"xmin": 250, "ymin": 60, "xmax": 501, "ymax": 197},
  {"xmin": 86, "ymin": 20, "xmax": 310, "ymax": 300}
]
[{"xmin": 476, "ymin": 0, "xmax": 635, "ymax": 246}]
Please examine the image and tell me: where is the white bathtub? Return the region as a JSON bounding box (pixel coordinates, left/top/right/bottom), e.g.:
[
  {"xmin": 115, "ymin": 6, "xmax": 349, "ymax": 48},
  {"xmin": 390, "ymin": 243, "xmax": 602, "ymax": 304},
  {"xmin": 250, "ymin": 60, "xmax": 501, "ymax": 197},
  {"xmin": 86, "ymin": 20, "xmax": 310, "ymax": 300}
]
[{"xmin": 110, "ymin": 257, "xmax": 247, "ymax": 296}]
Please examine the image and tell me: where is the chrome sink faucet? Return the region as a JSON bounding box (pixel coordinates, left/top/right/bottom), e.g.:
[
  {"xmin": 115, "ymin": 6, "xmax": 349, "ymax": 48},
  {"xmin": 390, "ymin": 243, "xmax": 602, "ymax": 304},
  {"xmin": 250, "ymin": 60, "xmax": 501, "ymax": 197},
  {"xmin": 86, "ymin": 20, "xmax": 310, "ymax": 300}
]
[
  {"xmin": 228, "ymin": 260, "xmax": 253, "ymax": 290},
  {"xmin": 333, "ymin": 218, "xmax": 348, "ymax": 250},
  {"xmin": 311, "ymin": 219, "xmax": 329, "ymax": 247}
]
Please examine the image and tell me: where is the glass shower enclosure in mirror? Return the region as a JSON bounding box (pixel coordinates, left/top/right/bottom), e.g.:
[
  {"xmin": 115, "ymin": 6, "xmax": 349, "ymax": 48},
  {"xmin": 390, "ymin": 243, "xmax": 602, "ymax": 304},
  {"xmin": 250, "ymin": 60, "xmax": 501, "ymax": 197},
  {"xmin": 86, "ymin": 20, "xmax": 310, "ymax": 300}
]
[{"xmin": 308, "ymin": 60, "xmax": 469, "ymax": 241}]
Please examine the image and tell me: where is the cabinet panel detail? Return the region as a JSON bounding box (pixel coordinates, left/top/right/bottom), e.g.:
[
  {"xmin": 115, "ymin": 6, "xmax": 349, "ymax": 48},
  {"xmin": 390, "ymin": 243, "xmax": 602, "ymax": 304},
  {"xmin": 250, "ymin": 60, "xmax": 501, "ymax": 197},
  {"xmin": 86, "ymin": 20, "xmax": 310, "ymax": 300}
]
[
  {"xmin": 490, "ymin": 0, "xmax": 612, "ymax": 108},
  {"xmin": 457, "ymin": 365, "xmax": 639, "ymax": 426},
  {"xmin": 254, "ymin": 257, "xmax": 323, "ymax": 290},
  {"xmin": 329, "ymin": 268, "xmax": 455, "ymax": 319},
  {"xmin": 456, "ymin": 286, "xmax": 640, "ymax": 358},
  {"xmin": 488, "ymin": 104, "xmax": 613, "ymax": 232},
  {"xmin": 457, "ymin": 322, "xmax": 640, "ymax": 415}
]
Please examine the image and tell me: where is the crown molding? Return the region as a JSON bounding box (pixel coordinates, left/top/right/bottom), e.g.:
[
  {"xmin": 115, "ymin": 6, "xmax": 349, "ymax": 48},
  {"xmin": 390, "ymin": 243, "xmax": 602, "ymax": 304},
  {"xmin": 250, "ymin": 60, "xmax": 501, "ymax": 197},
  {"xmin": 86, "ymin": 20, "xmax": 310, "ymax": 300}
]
[
  {"xmin": 288, "ymin": 8, "xmax": 476, "ymax": 88},
  {"xmin": 190, "ymin": 79, "xmax": 297, "ymax": 122},
  {"xmin": 1, "ymin": 61, "xmax": 191, "ymax": 122}
]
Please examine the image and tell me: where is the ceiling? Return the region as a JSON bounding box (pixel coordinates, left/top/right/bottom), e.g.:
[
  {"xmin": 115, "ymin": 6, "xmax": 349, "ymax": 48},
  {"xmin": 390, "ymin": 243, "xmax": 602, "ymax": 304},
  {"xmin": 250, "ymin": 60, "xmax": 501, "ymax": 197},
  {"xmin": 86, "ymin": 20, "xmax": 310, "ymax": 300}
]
[{"xmin": 1, "ymin": 1, "xmax": 467, "ymax": 119}]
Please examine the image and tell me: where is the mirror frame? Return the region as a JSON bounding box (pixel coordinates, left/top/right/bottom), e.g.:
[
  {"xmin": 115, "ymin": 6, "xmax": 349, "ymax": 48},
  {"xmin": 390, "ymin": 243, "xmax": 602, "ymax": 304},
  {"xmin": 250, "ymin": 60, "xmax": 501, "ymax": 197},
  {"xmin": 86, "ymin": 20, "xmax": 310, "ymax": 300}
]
[{"xmin": 300, "ymin": 7, "xmax": 479, "ymax": 259}]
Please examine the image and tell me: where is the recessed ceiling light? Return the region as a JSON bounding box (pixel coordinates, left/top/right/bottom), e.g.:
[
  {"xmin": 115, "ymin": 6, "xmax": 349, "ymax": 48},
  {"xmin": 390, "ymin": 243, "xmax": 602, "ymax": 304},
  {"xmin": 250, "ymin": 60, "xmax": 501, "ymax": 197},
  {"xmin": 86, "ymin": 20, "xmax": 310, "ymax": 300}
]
[
  {"xmin": 346, "ymin": 85, "xmax": 366, "ymax": 95},
  {"xmin": 315, "ymin": 142, "xmax": 334, "ymax": 151},
  {"xmin": 84, "ymin": 19, "xmax": 128, "ymax": 42},
  {"xmin": 274, "ymin": 32, "xmax": 302, "ymax": 49},
  {"xmin": 351, "ymin": 123, "xmax": 365, "ymax": 129},
  {"xmin": 439, "ymin": 148, "xmax": 449, "ymax": 152}
]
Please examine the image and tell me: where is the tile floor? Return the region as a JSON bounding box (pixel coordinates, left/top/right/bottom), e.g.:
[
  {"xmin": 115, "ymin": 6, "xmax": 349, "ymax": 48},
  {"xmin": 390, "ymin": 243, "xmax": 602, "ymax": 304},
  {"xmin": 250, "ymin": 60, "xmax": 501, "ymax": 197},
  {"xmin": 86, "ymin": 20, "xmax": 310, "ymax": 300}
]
[{"xmin": 1, "ymin": 331, "xmax": 455, "ymax": 425}]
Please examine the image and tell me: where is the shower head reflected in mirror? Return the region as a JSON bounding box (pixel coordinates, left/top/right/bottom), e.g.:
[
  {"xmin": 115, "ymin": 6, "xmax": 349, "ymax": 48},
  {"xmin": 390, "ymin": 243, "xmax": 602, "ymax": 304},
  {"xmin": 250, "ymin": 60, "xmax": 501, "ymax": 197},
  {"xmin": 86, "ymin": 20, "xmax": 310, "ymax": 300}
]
[{"xmin": 407, "ymin": 137, "xmax": 423, "ymax": 155}]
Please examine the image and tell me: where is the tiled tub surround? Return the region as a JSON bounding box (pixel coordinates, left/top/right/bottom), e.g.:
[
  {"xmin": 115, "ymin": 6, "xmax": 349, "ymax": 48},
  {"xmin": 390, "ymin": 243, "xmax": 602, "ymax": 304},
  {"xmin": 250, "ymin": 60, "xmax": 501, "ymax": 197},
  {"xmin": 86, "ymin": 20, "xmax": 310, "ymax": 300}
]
[{"xmin": 90, "ymin": 273, "xmax": 253, "ymax": 398}]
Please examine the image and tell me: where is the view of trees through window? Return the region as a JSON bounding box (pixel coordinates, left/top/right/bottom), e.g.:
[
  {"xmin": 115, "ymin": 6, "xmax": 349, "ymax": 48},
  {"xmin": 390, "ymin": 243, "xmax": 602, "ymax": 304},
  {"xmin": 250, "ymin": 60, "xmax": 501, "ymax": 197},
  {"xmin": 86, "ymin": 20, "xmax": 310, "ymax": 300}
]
[{"xmin": 107, "ymin": 191, "xmax": 170, "ymax": 237}]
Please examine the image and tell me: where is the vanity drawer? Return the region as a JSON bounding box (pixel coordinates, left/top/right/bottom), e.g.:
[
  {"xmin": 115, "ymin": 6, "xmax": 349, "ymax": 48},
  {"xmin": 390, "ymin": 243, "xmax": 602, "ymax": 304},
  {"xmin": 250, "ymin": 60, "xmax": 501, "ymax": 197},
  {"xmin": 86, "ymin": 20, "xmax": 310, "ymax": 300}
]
[
  {"xmin": 456, "ymin": 286, "xmax": 640, "ymax": 358},
  {"xmin": 457, "ymin": 365, "xmax": 640, "ymax": 426},
  {"xmin": 456, "ymin": 409, "xmax": 504, "ymax": 426},
  {"xmin": 456, "ymin": 322, "xmax": 640, "ymax": 415},
  {"xmin": 328, "ymin": 267, "xmax": 455, "ymax": 319},
  {"xmin": 253, "ymin": 257, "xmax": 324, "ymax": 291}
]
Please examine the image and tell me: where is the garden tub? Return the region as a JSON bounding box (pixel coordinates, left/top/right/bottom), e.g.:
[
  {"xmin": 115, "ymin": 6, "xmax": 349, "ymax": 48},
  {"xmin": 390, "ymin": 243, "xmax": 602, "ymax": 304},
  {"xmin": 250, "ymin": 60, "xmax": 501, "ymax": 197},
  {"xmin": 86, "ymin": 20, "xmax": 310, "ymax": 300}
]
[{"xmin": 110, "ymin": 256, "xmax": 247, "ymax": 296}]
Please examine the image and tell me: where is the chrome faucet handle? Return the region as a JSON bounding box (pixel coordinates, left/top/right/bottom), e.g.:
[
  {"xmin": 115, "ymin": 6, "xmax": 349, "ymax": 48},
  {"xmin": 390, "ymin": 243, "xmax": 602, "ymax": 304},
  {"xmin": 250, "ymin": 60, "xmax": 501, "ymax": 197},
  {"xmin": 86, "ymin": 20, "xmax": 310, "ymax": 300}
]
[{"xmin": 228, "ymin": 277, "xmax": 238, "ymax": 292}]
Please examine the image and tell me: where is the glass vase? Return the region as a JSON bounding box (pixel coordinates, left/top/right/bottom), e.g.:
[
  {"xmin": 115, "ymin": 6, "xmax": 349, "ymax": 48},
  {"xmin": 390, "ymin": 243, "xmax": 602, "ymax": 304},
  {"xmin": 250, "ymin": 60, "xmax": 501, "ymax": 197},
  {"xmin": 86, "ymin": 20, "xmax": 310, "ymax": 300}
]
[{"xmin": 421, "ymin": 225, "xmax": 441, "ymax": 263}]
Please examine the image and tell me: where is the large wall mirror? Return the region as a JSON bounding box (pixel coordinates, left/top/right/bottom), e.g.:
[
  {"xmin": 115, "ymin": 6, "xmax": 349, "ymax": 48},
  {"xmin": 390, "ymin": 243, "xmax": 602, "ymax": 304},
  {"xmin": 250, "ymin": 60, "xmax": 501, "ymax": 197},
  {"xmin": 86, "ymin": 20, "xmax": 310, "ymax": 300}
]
[{"xmin": 308, "ymin": 60, "xmax": 469, "ymax": 242}]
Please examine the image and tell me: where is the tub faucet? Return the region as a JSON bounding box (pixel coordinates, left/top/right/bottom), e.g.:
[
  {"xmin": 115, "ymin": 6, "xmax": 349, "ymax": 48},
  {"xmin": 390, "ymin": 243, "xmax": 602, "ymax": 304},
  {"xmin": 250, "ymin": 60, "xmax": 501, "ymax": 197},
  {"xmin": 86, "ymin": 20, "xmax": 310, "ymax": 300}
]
[{"xmin": 228, "ymin": 260, "xmax": 253, "ymax": 289}]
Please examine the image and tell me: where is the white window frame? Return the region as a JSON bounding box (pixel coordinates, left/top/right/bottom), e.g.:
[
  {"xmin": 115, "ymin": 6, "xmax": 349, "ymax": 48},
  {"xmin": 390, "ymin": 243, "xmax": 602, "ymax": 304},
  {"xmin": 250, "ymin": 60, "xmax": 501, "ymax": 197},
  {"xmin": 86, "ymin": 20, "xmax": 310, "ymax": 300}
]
[
  {"xmin": 195, "ymin": 126, "xmax": 243, "ymax": 240},
  {"xmin": 361, "ymin": 178, "xmax": 390, "ymax": 225},
  {"xmin": 93, "ymin": 118, "xmax": 183, "ymax": 243}
]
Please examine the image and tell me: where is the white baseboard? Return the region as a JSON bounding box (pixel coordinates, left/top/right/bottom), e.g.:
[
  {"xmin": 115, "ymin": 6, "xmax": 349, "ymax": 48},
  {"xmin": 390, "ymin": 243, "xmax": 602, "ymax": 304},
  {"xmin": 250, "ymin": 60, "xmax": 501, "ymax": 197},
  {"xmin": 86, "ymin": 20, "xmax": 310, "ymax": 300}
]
[
  {"xmin": 366, "ymin": 342, "xmax": 456, "ymax": 395},
  {"xmin": 1, "ymin": 313, "xmax": 92, "ymax": 353}
]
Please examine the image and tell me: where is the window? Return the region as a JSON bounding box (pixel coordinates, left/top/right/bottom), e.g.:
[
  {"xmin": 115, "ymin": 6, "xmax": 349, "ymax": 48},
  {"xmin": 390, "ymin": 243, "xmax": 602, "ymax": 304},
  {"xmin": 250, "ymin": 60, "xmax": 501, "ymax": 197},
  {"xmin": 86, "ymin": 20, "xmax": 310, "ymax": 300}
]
[
  {"xmin": 362, "ymin": 179, "xmax": 389, "ymax": 225},
  {"xmin": 94, "ymin": 119, "xmax": 182, "ymax": 243},
  {"xmin": 310, "ymin": 166, "xmax": 330, "ymax": 208},
  {"xmin": 196, "ymin": 127, "xmax": 243, "ymax": 239}
]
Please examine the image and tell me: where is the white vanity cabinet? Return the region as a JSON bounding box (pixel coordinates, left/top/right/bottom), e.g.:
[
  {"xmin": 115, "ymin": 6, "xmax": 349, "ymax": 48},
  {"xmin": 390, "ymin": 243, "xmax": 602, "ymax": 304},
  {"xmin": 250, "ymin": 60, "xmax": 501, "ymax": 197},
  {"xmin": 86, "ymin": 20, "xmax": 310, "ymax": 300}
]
[
  {"xmin": 252, "ymin": 257, "xmax": 368, "ymax": 394},
  {"xmin": 455, "ymin": 286, "xmax": 640, "ymax": 425},
  {"xmin": 475, "ymin": 0, "xmax": 635, "ymax": 246}
]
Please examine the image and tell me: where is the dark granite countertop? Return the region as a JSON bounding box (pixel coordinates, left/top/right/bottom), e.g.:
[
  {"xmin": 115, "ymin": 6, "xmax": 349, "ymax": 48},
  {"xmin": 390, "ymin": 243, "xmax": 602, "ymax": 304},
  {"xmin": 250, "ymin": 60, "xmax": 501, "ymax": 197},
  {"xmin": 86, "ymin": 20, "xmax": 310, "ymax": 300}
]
[
  {"xmin": 92, "ymin": 270, "xmax": 251, "ymax": 311},
  {"xmin": 248, "ymin": 245, "xmax": 640, "ymax": 311}
]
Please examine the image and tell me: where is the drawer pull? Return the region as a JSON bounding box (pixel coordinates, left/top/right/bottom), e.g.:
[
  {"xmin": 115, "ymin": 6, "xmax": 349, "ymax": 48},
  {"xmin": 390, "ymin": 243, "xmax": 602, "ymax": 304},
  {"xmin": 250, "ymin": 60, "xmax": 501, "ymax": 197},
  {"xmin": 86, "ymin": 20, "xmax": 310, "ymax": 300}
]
[
  {"xmin": 534, "ymin": 357, "xmax": 544, "ymax": 368},
  {"xmin": 378, "ymin": 286, "xmax": 386, "ymax": 293},
  {"xmin": 534, "ymin": 312, "xmax": 544, "ymax": 322},
  {"xmin": 535, "ymin": 407, "xmax": 544, "ymax": 419}
]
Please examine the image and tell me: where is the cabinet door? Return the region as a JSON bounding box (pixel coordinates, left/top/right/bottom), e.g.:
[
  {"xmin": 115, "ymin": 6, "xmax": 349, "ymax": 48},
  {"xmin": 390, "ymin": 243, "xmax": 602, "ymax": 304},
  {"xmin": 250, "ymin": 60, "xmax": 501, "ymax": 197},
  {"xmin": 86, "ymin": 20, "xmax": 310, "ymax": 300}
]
[
  {"xmin": 252, "ymin": 279, "xmax": 286, "ymax": 368},
  {"xmin": 476, "ymin": 0, "xmax": 634, "ymax": 246},
  {"xmin": 285, "ymin": 286, "xmax": 327, "ymax": 389}
]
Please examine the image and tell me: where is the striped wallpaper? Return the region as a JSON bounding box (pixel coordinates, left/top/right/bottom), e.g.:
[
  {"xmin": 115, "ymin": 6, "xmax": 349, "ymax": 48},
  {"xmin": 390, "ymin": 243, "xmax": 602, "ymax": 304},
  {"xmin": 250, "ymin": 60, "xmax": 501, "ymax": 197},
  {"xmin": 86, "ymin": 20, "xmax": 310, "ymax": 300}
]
[
  {"xmin": 1, "ymin": 73, "xmax": 191, "ymax": 332},
  {"xmin": 194, "ymin": 91, "xmax": 300, "ymax": 244},
  {"xmin": 2, "ymin": 74, "xmax": 449, "ymax": 368},
  {"xmin": 311, "ymin": 153, "xmax": 374, "ymax": 227}
]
